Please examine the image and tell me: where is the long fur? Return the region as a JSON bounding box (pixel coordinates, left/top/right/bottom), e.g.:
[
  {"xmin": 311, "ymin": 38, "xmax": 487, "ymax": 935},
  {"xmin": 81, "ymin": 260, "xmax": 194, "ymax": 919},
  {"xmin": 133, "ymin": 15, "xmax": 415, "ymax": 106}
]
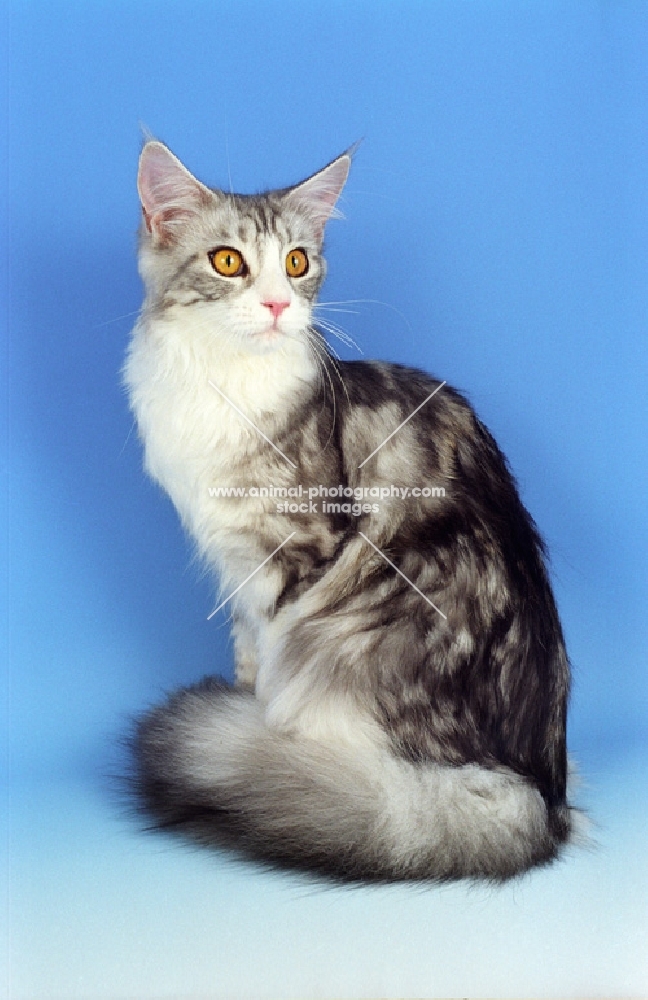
[
  {"xmin": 125, "ymin": 140, "xmax": 577, "ymax": 883},
  {"xmin": 133, "ymin": 679, "xmax": 567, "ymax": 884}
]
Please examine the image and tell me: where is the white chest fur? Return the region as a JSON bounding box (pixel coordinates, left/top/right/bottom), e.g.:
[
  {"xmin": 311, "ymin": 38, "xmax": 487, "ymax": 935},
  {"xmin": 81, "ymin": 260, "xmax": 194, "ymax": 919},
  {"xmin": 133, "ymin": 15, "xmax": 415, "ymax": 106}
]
[{"xmin": 124, "ymin": 308, "xmax": 316, "ymax": 591}]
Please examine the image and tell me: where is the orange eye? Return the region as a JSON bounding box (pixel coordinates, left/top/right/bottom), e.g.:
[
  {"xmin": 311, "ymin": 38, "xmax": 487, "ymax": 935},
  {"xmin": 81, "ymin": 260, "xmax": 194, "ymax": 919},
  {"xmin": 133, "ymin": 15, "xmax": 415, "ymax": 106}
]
[
  {"xmin": 210, "ymin": 247, "xmax": 246, "ymax": 277},
  {"xmin": 286, "ymin": 248, "xmax": 309, "ymax": 278}
]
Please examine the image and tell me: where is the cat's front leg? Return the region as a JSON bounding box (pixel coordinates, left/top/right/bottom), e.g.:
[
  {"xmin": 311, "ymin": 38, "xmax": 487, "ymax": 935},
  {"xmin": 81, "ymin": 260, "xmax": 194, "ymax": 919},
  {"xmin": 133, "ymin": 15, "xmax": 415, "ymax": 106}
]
[{"xmin": 231, "ymin": 613, "xmax": 259, "ymax": 687}]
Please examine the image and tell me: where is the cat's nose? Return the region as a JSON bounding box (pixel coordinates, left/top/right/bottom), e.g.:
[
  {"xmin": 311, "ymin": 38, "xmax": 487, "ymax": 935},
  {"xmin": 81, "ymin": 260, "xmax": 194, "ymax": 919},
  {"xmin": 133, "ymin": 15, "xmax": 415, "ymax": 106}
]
[{"xmin": 262, "ymin": 300, "xmax": 290, "ymax": 320}]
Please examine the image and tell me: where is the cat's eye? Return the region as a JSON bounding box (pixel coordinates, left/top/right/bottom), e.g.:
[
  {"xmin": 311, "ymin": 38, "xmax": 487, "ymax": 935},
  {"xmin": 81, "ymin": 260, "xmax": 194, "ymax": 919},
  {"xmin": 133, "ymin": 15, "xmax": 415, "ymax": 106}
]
[
  {"xmin": 285, "ymin": 248, "xmax": 309, "ymax": 278},
  {"xmin": 210, "ymin": 247, "xmax": 247, "ymax": 277}
]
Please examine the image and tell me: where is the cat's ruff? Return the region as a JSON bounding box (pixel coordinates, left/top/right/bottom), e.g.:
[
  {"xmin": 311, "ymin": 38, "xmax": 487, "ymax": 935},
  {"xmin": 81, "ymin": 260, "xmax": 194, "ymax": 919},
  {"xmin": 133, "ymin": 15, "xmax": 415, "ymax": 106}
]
[{"xmin": 125, "ymin": 140, "xmax": 577, "ymax": 883}]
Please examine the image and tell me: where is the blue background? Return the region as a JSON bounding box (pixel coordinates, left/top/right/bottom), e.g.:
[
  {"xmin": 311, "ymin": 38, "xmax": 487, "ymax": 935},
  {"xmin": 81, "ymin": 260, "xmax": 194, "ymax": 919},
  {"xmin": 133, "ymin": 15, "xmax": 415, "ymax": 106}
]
[{"xmin": 4, "ymin": 2, "xmax": 647, "ymax": 997}]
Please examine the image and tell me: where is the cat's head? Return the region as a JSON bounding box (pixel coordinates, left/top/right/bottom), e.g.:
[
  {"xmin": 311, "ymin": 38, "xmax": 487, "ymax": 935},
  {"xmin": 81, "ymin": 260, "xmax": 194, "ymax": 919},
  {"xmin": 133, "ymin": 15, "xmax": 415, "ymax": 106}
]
[{"xmin": 136, "ymin": 140, "xmax": 350, "ymax": 352}]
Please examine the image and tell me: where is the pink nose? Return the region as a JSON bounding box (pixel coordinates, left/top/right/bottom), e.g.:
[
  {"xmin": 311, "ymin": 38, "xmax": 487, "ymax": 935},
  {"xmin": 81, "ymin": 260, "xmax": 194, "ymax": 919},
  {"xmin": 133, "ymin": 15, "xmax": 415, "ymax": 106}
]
[{"xmin": 263, "ymin": 300, "xmax": 290, "ymax": 320}]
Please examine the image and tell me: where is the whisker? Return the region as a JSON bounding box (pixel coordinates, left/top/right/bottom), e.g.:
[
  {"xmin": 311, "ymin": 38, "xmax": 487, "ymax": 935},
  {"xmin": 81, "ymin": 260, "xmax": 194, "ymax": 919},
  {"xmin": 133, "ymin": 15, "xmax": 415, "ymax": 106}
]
[
  {"xmin": 315, "ymin": 318, "xmax": 364, "ymax": 357},
  {"xmin": 314, "ymin": 307, "xmax": 361, "ymax": 316},
  {"xmin": 308, "ymin": 327, "xmax": 351, "ymax": 409},
  {"xmin": 302, "ymin": 331, "xmax": 338, "ymax": 448},
  {"xmin": 319, "ymin": 320, "xmax": 360, "ymax": 349},
  {"xmin": 316, "ymin": 360, "xmax": 343, "ymax": 448},
  {"xmin": 313, "ymin": 329, "xmax": 342, "ymax": 361},
  {"xmin": 318, "ymin": 298, "xmax": 392, "ymax": 307},
  {"xmin": 317, "ymin": 298, "xmax": 413, "ymax": 334}
]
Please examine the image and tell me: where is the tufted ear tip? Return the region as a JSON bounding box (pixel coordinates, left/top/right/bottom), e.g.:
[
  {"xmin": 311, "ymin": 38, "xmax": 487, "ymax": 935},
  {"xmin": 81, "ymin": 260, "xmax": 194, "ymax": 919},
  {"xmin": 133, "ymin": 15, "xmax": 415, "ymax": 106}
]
[
  {"xmin": 137, "ymin": 142, "xmax": 211, "ymax": 245},
  {"xmin": 284, "ymin": 150, "xmax": 353, "ymax": 238}
]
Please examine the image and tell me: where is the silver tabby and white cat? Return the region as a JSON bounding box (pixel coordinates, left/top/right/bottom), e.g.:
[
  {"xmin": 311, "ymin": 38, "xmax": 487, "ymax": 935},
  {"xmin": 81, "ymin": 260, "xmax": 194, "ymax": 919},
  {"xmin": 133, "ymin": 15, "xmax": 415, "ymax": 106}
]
[{"xmin": 124, "ymin": 140, "xmax": 577, "ymax": 883}]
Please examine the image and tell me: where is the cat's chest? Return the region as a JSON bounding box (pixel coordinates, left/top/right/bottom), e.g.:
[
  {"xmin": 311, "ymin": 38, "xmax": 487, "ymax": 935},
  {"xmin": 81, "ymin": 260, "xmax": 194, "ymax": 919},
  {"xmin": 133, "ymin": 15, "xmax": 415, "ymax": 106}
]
[{"xmin": 125, "ymin": 317, "xmax": 316, "ymax": 537}]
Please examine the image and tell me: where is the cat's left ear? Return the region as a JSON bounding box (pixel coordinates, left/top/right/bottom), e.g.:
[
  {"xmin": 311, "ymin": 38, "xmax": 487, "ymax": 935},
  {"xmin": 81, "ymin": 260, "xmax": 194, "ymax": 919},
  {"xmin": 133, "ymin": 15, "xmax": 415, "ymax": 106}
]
[
  {"xmin": 137, "ymin": 141, "xmax": 212, "ymax": 246},
  {"xmin": 284, "ymin": 150, "xmax": 352, "ymax": 239}
]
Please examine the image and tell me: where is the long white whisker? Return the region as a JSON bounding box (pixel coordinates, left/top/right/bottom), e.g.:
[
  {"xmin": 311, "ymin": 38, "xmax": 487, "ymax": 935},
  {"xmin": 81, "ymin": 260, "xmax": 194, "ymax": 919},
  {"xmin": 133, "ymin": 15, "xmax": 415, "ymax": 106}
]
[
  {"xmin": 315, "ymin": 318, "xmax": 364, "ymax": 356},
  {"xmin": 318, "ymin": 319, "xmax": 359, "ymax": 346},
  {"xmin": 308, "ymin": 326, "xmax": 351, "ymax": 409},
  {"xmin": 317, "ymin": 298, "xmax": 413, "ymax": 334},
  {"xmin": 312, "ymin": 326, "xmax": 342, "ymax": 360},
  {"xmin": 314, "ymin": 307, "xmax": 361, "ymax": 316},
  {"xmin": 318, "ymin": 298, "xmax": 396, "ymax": 307},
  {"xmin": 282, "ymin": 329, "xmax": 327, "ymax": 409},
  {"xmin": 304, "ymin": 331, "xmax": 338, "ymax": 449}
]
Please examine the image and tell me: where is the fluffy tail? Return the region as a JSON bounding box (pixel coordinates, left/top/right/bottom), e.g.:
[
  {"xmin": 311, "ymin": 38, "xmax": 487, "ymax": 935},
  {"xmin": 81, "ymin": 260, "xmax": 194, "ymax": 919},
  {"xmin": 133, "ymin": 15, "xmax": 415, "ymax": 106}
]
[{"xmin": 131, "ymin": 678, "xmax": 574, "ymax": 883}]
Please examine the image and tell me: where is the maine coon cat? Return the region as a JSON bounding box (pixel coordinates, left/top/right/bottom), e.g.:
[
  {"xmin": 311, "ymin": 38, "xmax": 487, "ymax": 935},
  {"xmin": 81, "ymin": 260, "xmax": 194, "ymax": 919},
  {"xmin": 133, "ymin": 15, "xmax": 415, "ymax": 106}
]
[{"xmin": 124, "ymin": 139, "xmax": 576, "ymax": 883}]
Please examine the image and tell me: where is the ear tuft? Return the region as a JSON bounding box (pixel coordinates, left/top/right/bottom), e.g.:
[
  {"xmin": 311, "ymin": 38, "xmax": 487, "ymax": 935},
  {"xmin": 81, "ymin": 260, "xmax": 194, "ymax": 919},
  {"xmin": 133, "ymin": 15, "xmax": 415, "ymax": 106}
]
[
  {"xmin": 285, "ymin": 151, "xmax": 352, "ymax": 238},
  {"xmin": 137, "ymin": 141, "xmax": 211, "ymax": 245}
]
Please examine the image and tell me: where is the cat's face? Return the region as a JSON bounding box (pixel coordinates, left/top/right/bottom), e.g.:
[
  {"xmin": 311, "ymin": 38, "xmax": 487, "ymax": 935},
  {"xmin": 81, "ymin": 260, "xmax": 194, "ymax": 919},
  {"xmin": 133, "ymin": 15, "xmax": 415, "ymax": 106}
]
[{"xmin": 136, "ymin": 142, "xmax": 350, "ymax": 353}]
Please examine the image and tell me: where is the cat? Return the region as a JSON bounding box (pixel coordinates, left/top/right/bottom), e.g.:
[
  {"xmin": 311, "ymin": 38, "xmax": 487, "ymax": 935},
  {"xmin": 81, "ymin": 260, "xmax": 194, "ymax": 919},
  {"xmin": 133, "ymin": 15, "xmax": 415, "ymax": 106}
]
[{"xmin": 124, "ymin": 139, "xmax": 577, "ymax": 883}]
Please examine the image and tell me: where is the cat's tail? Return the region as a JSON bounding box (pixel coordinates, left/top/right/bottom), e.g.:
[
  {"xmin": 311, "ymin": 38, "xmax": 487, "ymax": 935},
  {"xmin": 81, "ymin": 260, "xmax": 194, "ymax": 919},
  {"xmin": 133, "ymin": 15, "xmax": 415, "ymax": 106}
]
[{"xmin": 131, "ymin": 678, "xmax": 576, "ymax": 883}]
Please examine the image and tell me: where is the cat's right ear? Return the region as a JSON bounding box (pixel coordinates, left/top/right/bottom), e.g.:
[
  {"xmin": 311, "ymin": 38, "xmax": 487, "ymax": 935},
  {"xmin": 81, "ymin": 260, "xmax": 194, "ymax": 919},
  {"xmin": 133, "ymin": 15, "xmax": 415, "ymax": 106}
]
[
  {"xmin": 137, "ymin": 141, "xmax": 211, "ymax": 246},
  {"xmin": 284, "ymin": 150, "xmax": 353, "ymax": 240}
]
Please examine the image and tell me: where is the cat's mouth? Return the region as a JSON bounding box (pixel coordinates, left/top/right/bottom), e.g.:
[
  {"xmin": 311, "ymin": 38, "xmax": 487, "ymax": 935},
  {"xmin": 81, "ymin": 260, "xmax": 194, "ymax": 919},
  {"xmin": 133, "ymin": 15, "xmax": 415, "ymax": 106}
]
[
  {"xmin": 260, "ymin": 316, "xmax": 286, "ymax": 336},
  {"xmin": 249, "ymin": 324, "xmax": 285, "ymax": 348}
]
